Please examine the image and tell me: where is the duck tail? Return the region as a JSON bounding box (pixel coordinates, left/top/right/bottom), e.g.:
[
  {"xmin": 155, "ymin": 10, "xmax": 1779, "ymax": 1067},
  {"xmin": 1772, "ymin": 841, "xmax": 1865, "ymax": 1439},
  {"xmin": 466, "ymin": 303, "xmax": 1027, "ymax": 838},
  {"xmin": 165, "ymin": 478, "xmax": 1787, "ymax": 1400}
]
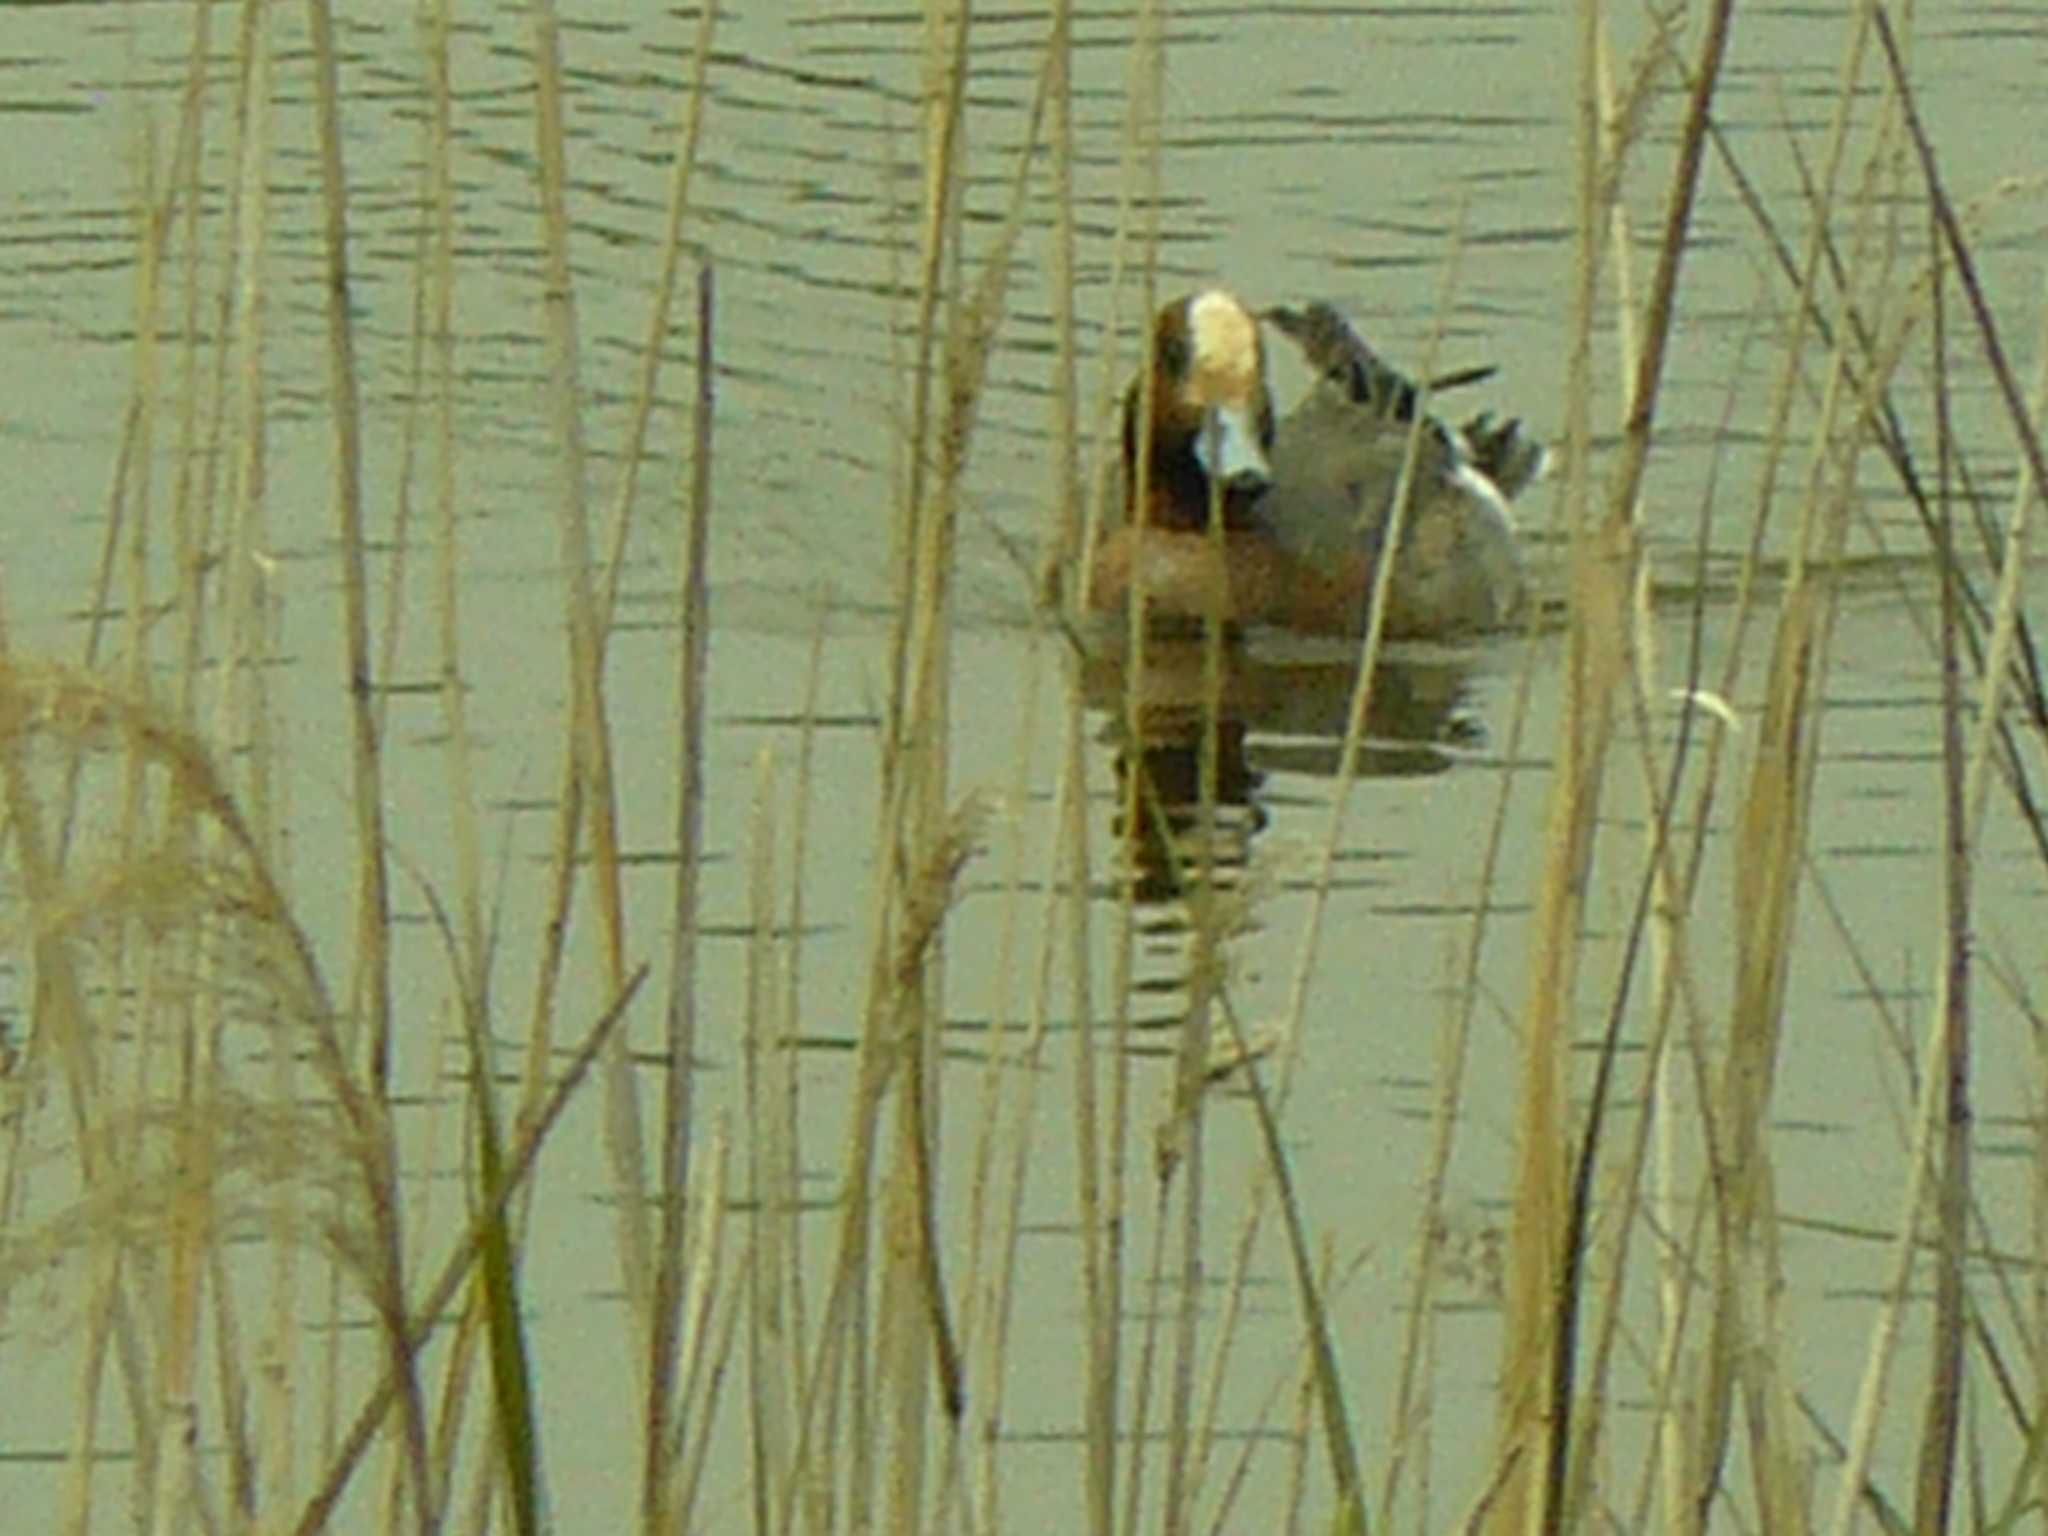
[{"xmin": 1459, "ymin": 412, "xmax": 1549, "ymax": 501}]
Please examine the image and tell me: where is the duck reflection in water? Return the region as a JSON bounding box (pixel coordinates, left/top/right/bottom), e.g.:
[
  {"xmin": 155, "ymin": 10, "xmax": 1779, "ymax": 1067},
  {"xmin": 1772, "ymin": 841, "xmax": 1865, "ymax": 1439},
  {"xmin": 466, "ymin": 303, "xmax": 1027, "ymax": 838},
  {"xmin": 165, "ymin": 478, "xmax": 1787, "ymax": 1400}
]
[{"xmin": 1083, "ymin": 640, "xmax": 1485, "ymax": 904}]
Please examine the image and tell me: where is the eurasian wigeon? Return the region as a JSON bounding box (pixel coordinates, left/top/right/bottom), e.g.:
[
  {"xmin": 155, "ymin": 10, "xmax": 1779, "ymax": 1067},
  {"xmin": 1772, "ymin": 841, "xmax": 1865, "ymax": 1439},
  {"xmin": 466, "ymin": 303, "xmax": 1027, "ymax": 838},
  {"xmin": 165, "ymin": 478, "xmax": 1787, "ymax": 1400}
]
[{"xmin": 1087, "ymin": 291, "xmax": 1543, "ymax": 640}]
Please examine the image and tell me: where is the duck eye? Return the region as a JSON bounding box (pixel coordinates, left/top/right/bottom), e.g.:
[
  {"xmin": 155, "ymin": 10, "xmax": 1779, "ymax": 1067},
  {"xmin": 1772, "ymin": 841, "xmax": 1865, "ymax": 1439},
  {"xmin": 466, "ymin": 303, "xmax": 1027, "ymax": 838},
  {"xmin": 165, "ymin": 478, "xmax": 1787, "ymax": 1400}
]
[{"xmin": 1158, "ymin": 333, "xmax": 1190, "ymax": 377}]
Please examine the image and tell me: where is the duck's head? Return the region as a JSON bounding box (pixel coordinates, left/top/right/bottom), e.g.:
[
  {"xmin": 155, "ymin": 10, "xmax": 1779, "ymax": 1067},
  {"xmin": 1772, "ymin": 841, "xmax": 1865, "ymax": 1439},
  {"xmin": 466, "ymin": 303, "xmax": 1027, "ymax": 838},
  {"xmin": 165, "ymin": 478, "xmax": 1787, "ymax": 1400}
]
[{"xmin": 1124, "ymin": 289, "xmax": 1275, "ymax": 530}]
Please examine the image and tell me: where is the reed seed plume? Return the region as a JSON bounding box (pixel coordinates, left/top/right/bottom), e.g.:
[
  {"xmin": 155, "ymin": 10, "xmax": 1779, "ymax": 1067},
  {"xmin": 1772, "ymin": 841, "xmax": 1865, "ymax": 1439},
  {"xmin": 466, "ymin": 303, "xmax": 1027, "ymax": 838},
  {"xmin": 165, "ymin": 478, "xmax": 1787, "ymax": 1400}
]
[{"xmin": 0, "ymin": 661, "xmax": 386, "ymax": 1349}]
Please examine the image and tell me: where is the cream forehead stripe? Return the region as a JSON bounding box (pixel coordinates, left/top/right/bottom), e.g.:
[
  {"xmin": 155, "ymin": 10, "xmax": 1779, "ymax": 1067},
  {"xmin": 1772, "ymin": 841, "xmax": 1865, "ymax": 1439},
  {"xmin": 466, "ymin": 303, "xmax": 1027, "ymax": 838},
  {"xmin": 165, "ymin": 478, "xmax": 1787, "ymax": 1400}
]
[{"xmin": 1184, "ymin": 290, "xmax": 1262, "ymax": 402}]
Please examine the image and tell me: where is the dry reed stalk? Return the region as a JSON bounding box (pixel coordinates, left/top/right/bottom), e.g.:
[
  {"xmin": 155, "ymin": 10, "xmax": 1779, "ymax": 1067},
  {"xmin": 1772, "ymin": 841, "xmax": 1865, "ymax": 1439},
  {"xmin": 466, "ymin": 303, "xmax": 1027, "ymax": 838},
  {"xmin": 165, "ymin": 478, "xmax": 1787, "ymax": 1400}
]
[
  {"xmin": 182, "ymin": 5, "xmax": 296, "ymax": 1518},
  {"xmin": 0, "ymin": 664, "xmax": 418, "ymax": 1533},
  {"xmin": 1715, "ymin": 430, "xmax": 1856, "ymax": 1525},
  {"xmin": 1795, "ymin": 867, "xmax": 2040, "ymax": 1470},
  {"xmin": 375, "ymin": 262, "xmax": 423, "ymax": 761},
  {"xmin": 1078, "ymin": 6, "xmax": 1171, "ymax": 1530},
  {"xmin": 425, "ymin": 1168, "xmax": 489, "ymax": 1534},
  {"xmin": 1708, "ymin": 84, "xmax": 2048, "ymax": 789},
  {"xmin": 773, "ymin": 4, "xmax": 1048, "ymax": 1525},
  {"xmin": 1232, "ymin": 213, "xmax": 1487, "ymax": 1536},
  {"xmin": 1707, "ymin": 15, "xmax": 1954, "ymax": 1529},
  {"xmin": 1822, "ymin": 955, "xmax": 1965, "ymax": 1536},
  {"xmin": 1059, "ymin": 695, "xmax": 1117, "ymax": 1534},
  {"xmin": 889, "ymin": 7, "xmax": 987, "ymax": 1508},
  {"xmin": 1499, "ymin": 2, "xmax": 1736, "ymax": 1530},
  {"xmin": 165, "ymin": 0, "xmax": 220, "ymax": 727},
  {"xmin": 1203, "ymin": 1238, "xmax": 1359, "ymax": 1536},
  {"xmin": 120, "ymin": 109, "xmax": 163, "ymax": 718},
  {"xmin": 1912, "ymin": 213, "xmax": 1970, "ymax": 1536},
  {"xmin": 935, "ymin": 21, "xmax": 1067, "ymax": 1442},
  {"xmin": 1724, "ymin": 262, "xmax": 1885, "ymax": 1536},
  {"xmin": 213, "ymin": 0, "xmax": 280, "ymax": 848},
  {"xmin": 46, "ymin": 15, "xmax": 237, "ymax": 1524},
  {"xmin": 785, "ymin": 97, "xmax": 916, "ymax": 1536},
  {"xmin": 782, "ymin": 787, "xmax": 982, "ymax": 1536},
  {"xmin": 1159, "ymin": 379, "xmax": 1240, "ymax": 1536},
  {"xmin": 976, "ymin": 0, "xmax": 1094, "ymax": 1461},
  {"xmin": 417, "ymin": 0, "xmax": 487, "ymax": 1164},
  {"xmin": 1172, "ymin": 970, "xmax": 1369, "ymax": 1534},
  {"xmin": 1285, "ymin": 1287, "xmax": 1321, "ymax": 1536},
  {"xmin": 114, "ymin": 70, "xmax": 211, "ymax": 1536},
  {"xmin": 647, "ymin": 256, "xmax": 719, "ymax": 1532},
  {"xmin": 667, "ymin": 1120, "xmax": 737, "ymax": 1527},
  {"xmin": 0, "ymin": 646, "xmax": 137, "ymax": 1534},
  {"xmin": 114, "ymin": 158, "xmax": 169, "ymax": 1392},
  {"xmin": 524, "ymin": 0, "xmax": 651, "ymax": 1356},
  {"xmin": 1532, "ymin": 105, "xmax": 1779, "ymax": 1525},
  {"xmin": 258, "ymin": 593, "xmax": 307, "ymax": 1527},
  {"xmin": 1036, "ymin": 0, "xmax": 1080, "ymax": 596},
  {"xmin": 1961, "ymin": 263, "xmax": 2048, "ymax": 1536},
  {"xmin": 160, "ymin": 0, "xmax": 252, "ymax": 887},
  {"xmin": 76, "ymin": 394, "xmax": 140, "ymax": 690},
  {"xmin": 289, "ymin": 964, "xmax": 647, "ymax": 1536},
  {"xmin": 64, "ymin": 10, "xmax": 198, "ymax": 707},
  {"xmin": 1115, "ymin": 1154, "xmax": 1179, "ymax": 1534},
  {"xmin": 1141, "ymin": 847, "xmax": 1279, "ymax": 1523},
  {"xmin": 1588, "ymin": 308, "xmax": 1767, "ymax": 1536},
  {"xmin": 935, "ymin": 53, "xmax": 1074, "ymax": 1485},
  {"xmin": 1083, "ymin": 731, "xmax": 1134, "ymax": 1536},
  {"xmin": 1487, "ymin": 5, "xmax": 1620, "ymax": 1530},
  {"xmin": 383, "ymin": 869, "xmax": 528, "ymax": 1524},
  {"xmin": 1608, "ymin": 36, "xmax": 1863, "ymax": 1527},
  {"xmin": 142, "ymin": 48, "xmax": 282, "ymax": 1531},
  {"xmin": 450, "ymin": 930, "xmax": 545, "ymax": 1536},
  {"xmin": 1877, "ymin": 12, "xmax": 2048, "ymax": 1529},
  {"xmin": 297, "ymin": 0, "xmax": 438, "ymax": 1518},
  {"xmin": 1378, "ymin": 943, "xmax": 1480, "ymax": 1532},
  {"xmin": 1872, "ymin": 6, "xmax": 2048, "ymax": 854},
  {"xmin": 2023, "ymin": 948, "xmax": 2048, "ymax": 1531},
  {"xmin": 1190, "ymin": 1016, "xmax": 1289, "ymax": 1515},
  {"xmin": 599, "ymin": 0, "xmax": 720, "ymax": 632},
  {"xmin": 302, "ymin": 0, "xmax": 398, "ymax": 1098},
  {"xmin": 1554, "ymin": 19, "xmax": 1743, "ymax": 1530},
  {"xmin": 890, "ymin": 806, "xmax": 981, "ymax": 1522},
  {"xmin": 364, "ymin": 12, "xmax": 503, "ymax": 1531},
  {"xmin": 421, "ymin": 1060, "xmax": 506, "ymax": 1514},
  {"xmin": 804, "ymin": 2, "xmax": 974, "ymax": 1521},
  {"xmin": 1380, "ymin": 352, "xmax": 1574, "ymax": 1536},
  {"xmin": 972, "ymin": 663, "xmax": 1065, "ymax": 1535},
  {"xmin": 952, "ymin": 630, "xmax": 1048, "ymax": 1529},
  {"xmin": 745, "ymin": 747, "xmax": 797, "ymax": 1532},
  {"xmin": 779, "ymin": 607, "xmax": 829, "ymax": 1536}
]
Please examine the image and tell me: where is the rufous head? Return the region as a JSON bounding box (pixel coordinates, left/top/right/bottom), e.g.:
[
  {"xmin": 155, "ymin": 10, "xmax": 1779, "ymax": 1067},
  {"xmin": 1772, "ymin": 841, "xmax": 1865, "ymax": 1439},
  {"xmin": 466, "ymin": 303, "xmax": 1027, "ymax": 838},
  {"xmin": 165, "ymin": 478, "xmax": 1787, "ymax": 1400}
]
[{"xmin": 1124, "ymin": 288, "xmax": 1275, "ymax": 529}]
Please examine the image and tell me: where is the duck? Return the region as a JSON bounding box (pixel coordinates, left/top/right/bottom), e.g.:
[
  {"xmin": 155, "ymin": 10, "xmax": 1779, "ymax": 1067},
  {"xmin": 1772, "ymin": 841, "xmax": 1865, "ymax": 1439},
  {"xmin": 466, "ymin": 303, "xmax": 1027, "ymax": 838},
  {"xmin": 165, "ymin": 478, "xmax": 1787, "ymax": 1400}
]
[{"xmin": 1085, "ymin": 290, "xmax": 1542, "ymax": 640}]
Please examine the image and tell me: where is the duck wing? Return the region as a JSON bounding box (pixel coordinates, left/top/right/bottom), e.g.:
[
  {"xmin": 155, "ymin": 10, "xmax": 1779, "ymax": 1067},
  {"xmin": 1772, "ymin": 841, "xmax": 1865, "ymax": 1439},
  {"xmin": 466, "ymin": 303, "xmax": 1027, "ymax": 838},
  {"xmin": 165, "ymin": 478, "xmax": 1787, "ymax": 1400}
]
[
  {"xmin": 1260, "ymin": 302, "xmax": 1537, "ymax": 636},
  {"xmin": 1266, "ymin": 301, "xmax": 1421, "ymax": 423}
]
